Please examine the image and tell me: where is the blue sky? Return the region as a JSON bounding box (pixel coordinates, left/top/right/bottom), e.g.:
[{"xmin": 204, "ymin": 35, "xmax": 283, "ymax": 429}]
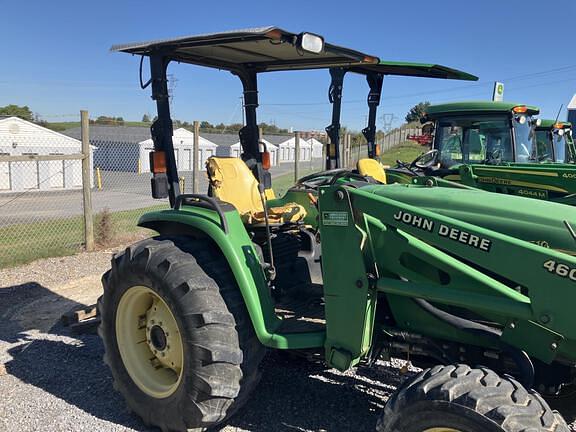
[{"xmin": 2, "ymin": 0, "xmax": 576, "ymax": 131}]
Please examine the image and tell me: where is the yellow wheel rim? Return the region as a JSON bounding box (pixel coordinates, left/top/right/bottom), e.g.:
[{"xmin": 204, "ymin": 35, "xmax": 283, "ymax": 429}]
[
  {"xmin": 116, "ymin": 286, "xmax": 184, "ymax": 398},
  {"xmin": 424, "ymin": 429, "xmax": 462, "ymax": 432}
]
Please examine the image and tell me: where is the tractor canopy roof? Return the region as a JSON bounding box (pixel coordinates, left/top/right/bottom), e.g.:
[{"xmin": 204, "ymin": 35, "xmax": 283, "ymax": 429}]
[
  {"xmin": 112, "ymin": 26, "xmax": 478, "ymax": 80},
  {"xmin": 536, "ymin": 119, "xmax": 572, "ymax": 130},
  {"xmin": 424, "ymin": 101, "xmax": 540, "ymax": 120}
]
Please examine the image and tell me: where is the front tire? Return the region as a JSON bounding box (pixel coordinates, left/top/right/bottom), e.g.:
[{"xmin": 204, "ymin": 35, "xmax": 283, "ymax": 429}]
[
  {"xmin": 99, "ymin": 236, "xmax": 265, "ymax": 431},
  {"xmin": 378, "ymin": 364, "xmax": 569, "ymax": 432}
]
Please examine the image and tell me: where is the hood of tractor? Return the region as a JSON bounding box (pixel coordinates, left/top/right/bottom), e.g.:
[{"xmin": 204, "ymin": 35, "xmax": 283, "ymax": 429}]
[{"xmin": 360, "ymin": 183, "xmax": 576, "ymax": 255}]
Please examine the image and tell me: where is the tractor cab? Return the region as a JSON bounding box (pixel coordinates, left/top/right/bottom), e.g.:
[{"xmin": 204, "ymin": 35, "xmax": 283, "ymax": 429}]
[
  {"xmin": 425, "ymin": 101, "xmax": 540, "ymax": 168},
  {"xmin": 535, "ymin": 119, "xmax": 575, "ymax": 163}
]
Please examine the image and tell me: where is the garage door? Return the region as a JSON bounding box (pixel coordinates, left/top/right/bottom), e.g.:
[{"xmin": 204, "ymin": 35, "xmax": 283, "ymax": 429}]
[
  {"xmin": 0, "ymin": 153, "xmax": 10, "ymax": 190},
  {"xmin": 48, "ymin": 155, "xmax": 64, "ymax": 188},
  {"xmin": 182, "ymin": 149, "xmax": 192, "ymax": 171},
  {"xmin": 21, "ymin": 154, "xmax": 39, "ymax": 190},
  {"xmin": 201, "ymin": 149, "xmax": 214, "ymax": 168}
]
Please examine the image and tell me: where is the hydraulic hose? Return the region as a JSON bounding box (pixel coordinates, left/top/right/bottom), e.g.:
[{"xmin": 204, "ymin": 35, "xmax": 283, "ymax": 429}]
[{"xmin": 413, "ymin": 298, "xmax": 535, "ymax": 389}]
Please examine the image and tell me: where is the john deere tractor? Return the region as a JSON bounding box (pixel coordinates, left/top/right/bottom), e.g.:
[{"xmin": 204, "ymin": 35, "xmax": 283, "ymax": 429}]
[
  {"xmin": 387, "ymin": 101, "xmax": 576, "ymax": 205},
  {"xmin": 100, "ymin": 27, "xmax": 576, "ymax": 431},
  {"xmin": 535, "ymin": 119, "xmax": 575, "ymax": 164}
]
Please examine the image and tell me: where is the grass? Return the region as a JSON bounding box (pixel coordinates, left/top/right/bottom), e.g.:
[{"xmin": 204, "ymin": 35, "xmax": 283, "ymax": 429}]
[
  {"xmin": 0, "ymin": 204, "xmax": 167, "ymax": 268},
  {"xmin": 2, "ymin": 142, "xmax": 421, "ymax": 268},
  {"xmin": 272, "ymin": 167, "xmax": 320, "ymax": 196},
  {"xmin": 379, "ymin": 141, "xmax": 428, "ymax": 167}
]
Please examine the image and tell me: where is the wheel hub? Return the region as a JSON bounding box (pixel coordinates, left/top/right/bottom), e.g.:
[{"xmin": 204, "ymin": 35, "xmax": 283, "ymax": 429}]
[
  {"xmin": 149, "ymin": 325, "xmax": 167, "ymax": 351},
  {"xmin": 145, "ymin": 298, "xmax": 181, "ymax": 370},
  {"xmin": 115, "ymin": 286, "xmax": 184, "ymax": 398}
]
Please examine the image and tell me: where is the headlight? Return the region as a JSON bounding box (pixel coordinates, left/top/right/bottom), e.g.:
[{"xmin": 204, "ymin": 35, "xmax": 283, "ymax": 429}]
[{"xmin": 297, "ymin": 33, "xmax": 324, "ymax": 54}]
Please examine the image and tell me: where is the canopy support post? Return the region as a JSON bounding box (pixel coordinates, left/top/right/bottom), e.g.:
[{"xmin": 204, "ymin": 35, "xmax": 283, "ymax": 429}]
[
  {"xmin": 237, "ymin": 69, "xmax": 270, "ymax": 188},
  {"xmin": 363, "ymin": 73, "xmax": 384, "ymax": 159},
  {"xmin": 149, "ymin": 54, "xmax": 180, "ymax": 207},
  {"xmin": 325, "ymin": 68, "xmax": 346, "ymax": 170}
]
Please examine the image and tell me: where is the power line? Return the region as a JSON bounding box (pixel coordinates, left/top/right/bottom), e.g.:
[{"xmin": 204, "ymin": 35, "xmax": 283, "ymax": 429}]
[{"xmin": 259, "ymin": 64, "xmax": 576, "ymax": 107}]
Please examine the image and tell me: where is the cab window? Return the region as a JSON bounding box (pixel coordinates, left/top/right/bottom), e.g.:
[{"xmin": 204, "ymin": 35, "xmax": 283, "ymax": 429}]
[
  {"xmin": 434, "ymin": 115, "xmax": 513, "ymax": 167},
  {"xmin": 513, "ymin": 115, "xmax": 538, "ymax": 163}
]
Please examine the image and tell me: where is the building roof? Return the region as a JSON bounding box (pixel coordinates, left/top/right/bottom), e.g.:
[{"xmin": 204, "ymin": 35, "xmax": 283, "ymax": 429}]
[
  {"xmin": 1, "ymin": 116, "xmax": 81, "ymax": 146},
  {"xmin": 64, "ymin": 125, "xmax": 150, "ymax": 144},
  {"xmin": 425, "ymin": 101, "xmax": 540, "ymax": 119},
  {"xmin": 63, "ymin": 124, "xmax": 291, "ymax": 147},
  {"xmin": 568, "ymin": 94, "xmax": 576, "ymax": 110}
]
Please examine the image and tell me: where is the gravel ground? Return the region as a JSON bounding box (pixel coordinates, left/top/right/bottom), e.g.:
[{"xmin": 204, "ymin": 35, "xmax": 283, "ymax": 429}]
[{"xmin": 1, "ymin": 250, "xmax": 576, "ymax": 431}]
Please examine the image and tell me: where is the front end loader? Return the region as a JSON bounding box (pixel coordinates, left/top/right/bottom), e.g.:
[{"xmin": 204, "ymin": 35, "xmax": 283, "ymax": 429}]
[{"xmin": 99, "ymin": 27, "xmax": 575, "ymax": 432}]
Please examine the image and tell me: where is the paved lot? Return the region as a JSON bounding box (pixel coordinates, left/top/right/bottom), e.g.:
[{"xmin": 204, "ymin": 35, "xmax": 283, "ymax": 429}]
[
  {"xmin": 1, "ymin": 250, "xmax": 575, "ymax": 431},
  {"xmin": 0, "ymin": 160, "xmax": 323, "ymax": 227}
]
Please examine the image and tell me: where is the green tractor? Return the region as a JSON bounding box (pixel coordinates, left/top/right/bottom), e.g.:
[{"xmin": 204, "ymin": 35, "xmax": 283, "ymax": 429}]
[
  {"xmin": 387, "ymin": 101, "xmax": 576, "ymax": 204},
  {"xmin": 535, "ymin": 119, "xmax": 576, "ymax": 164},
  {"xmin": 99, "ymin": 27, "xmax": 576, "ymax": 432}
]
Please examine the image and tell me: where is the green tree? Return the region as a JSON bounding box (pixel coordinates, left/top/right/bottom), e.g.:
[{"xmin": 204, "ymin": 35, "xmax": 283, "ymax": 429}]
[
  {"xmin": 95, "ymin": 116, "xmax": 125, "ymax": 125},
  {"xmin": 0, "ymin": 104, "xmax": 34, "ymax": 121},
  {"xmin": 200, "ymin": 121, "xmax": 213, "ymax": 129},
  {"xmin": 142, "ymin": 114, "xmax": 151, "ymax": 122},
  {"xmin": 405, "ymin": 101, "xmax": 430, "ymax": 123}
]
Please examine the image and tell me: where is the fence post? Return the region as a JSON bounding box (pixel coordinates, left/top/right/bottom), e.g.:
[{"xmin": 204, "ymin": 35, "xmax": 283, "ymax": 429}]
[
  {"xmin": 294, "ymin": 131, "xmax": 300, "ymax": 182},
  {"xmin": 80, "ymin": 110, "xmax": 94, "ymax": 252},
  {"xmin": 193, "ymin": 121, "xmax": 200, "ymax": 193}
]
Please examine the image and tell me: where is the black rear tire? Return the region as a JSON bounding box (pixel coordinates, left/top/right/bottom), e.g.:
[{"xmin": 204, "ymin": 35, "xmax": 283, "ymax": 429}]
[
  {"xmin": 98, "ymin": 236, "xmax": 265, "ymax": 432},
  {"xmin": 377, "ymin": 364, "xmax": 569, "ymax": 432}
]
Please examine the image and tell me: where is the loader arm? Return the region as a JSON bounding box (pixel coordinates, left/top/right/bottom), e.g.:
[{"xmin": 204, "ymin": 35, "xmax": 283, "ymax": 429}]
[{"xmin": 318, "ymin": 184, "xmax": 576, "ymax": 370}]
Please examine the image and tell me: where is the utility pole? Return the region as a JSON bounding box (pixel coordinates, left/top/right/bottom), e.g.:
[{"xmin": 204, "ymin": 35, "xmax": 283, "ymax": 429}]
[
  {"xmin": 80, "ymin": 110, "xmax": 94, "ymax": 252},
  {"xmin": 193, "ymin": 121, "xmax": 200, "ymax": 193},
  {"xmin": 294, "ymin": 131, "xmax": 300, "ymax": 182}
]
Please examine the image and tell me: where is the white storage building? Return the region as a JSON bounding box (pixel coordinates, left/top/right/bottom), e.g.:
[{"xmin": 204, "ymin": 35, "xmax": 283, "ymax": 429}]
[
  {"xmin": 0, "ymin": 116, "xmax": 92, "ymax": 193},
  {"xmin": 64, "ymin": 125, "xmax": 217, "ymax": 173},
  {"xmin": 308, "ymin": 138, "xmax": 324, "ymax": 158},
  {"xmin": 278, "ymin": 137, "xmax": 324, "ymax": 162},
  {"xmin": 139, "ymin": 128, "xmax": 218, "ymax": 172},
  {"xmin": 228, "ymin": 139, "xmax": 279, "ymax": 166}
]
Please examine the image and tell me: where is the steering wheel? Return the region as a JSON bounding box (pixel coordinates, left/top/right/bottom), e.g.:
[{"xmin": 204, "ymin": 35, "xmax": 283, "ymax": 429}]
[
  {"xmin": 410, "ymin": 149, "xmax": 439, "ymax": 170},
  {"xmin": 484, "ymin": 148, "xmax": 502, "ymax": 165},
  {"xmin": 295, "ymin": 169, "xmax": 372, "ymax": 191}
]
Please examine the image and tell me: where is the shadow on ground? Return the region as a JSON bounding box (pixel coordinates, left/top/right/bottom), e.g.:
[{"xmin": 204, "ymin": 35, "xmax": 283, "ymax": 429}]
[{"xmin": 3, "ymin": 282, "xmax": 576, "ymax": 431}]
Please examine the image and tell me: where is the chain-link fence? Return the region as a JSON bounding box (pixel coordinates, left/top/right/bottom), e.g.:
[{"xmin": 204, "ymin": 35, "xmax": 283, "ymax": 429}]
[
  {"xmin": 0, "ymin": 115, "xmax": 410, "ymax": 268},
  {"xmin": 0, "ymin": 113, "xmax": 89, "ymax": 267}
]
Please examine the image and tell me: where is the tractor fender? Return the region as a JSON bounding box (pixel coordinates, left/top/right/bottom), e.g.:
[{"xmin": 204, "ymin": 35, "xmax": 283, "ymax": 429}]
[{"xmin": 137, "ymin": 208, "xmax": 283, "ymax": 347}]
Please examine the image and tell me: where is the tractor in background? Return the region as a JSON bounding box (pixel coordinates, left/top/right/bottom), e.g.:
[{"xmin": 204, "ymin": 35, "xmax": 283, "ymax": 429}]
[
  {"xmin": 387, "ymin": 101, "xmax": 576, "ymax": 205},
  {"xmin": 535, "ymin": 119, "xmax": 575, "ymax": 164}
]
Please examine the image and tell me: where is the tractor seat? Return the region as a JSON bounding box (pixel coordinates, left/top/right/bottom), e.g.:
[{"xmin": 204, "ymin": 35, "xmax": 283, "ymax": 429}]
[
  {"xmin": 357, "ymin": 158, "xmax": 387, "ymax": 184},
  {"xmin": 206, "ymin": 157, "xmax": 306, "ymax": 225}
]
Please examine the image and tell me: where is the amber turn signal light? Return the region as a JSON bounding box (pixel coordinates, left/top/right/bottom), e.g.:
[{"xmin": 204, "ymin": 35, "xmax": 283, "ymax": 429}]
[{"xmin": 150, "ymin": 151, "xmax": 167, "ymax": 174}]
